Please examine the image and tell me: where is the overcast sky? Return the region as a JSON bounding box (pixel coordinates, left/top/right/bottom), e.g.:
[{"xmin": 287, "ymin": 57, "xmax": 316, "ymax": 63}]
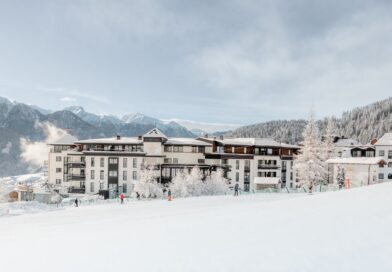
[{"xmin": 0, "ymin": 0, "xmax": 392, "ymax": 125}]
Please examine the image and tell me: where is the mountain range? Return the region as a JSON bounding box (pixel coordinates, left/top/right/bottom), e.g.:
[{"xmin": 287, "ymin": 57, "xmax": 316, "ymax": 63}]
[
  {"xmin": 0, "ymin": 97, "xmax": 194, "ymax": 176},
  {"xmin": 1, "ymin": 95, "xmax": 392, "ymax": 177}
]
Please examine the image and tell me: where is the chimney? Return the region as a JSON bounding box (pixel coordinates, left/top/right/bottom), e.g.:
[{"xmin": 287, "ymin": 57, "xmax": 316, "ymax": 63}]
[
  {"xmin": 219, "ymin": 135, "xmax": 224, "ymax": 140},
  {"xmin": 371, "ymin": 138, "xmax": 378, "ymax": 145},
  {"xmin": 204, "ymin": 133, "xmax": 209, "ymax": 138},
  {"xmin": 116, "ymin": 135, "xmax": 121, "ymax": 140},
  {"xmin": 138, "ymin": 135, "xmax": 142, "ymax": 140}
]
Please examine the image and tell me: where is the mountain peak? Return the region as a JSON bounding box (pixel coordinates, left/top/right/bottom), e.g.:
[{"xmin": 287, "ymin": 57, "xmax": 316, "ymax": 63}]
[{"xmin": 64, "ymin": 106, "xmax": 85, "ymax": 115}]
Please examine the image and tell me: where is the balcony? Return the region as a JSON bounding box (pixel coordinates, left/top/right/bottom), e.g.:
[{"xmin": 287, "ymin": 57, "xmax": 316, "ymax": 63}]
[
  {"xmin": 258, "ymin": 164, "xmax": 280, "ymax": 170},
  {"xmin": 66, "ymin": 174, "xmax": 86, "ymax": 181}
]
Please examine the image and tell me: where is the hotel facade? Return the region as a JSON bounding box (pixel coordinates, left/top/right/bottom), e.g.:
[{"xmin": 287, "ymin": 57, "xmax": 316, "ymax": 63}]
[{"xmin": 47, "ymin": 128, "xmax": 300, "ymax": 197}]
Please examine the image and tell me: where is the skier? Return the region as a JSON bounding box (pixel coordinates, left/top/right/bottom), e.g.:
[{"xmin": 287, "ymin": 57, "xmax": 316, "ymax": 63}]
[
  {"xmin": 234, "ymin": 183, "xmax": 239, "ymax": 196},
  {"xmin": 74, "ymin": 198, "xmax": 79, "ymax": 207},
  {"xmin": 136, "ymin": 192, "xmax": 140, "ymax": 200},
  {"xmin": 119, "ymin": 193, "xmax": 124, "ymax": 204},
  {"xmin": 308, "ymin": 181, "xmax": 314, "ymax": 194},
  {"xmin": 167, "ymin": 189, "xmax": 172, "ymax": 201}
]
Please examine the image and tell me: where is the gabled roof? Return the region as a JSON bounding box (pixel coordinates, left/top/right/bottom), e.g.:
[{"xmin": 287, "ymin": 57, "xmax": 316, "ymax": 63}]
[
  {"xmin": 48, "ymin": 134, "xmax": 78, "ymax": 145},
  {"xmin": 375, "ymin": 133, "xmax": 392, "ymax": 146},
  {"xmin": 143, "ymin": 128, "xmax": 167, "ymax": 139},
  {"xmin": 326, "ymin": 157, "xmax": 385, "ymax": 165}
]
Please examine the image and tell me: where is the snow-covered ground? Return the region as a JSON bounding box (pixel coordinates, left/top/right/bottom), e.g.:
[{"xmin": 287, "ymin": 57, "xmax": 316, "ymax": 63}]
[{"xmin": 1, "ymin": 184, "xmax": 392, "ymax": 272}]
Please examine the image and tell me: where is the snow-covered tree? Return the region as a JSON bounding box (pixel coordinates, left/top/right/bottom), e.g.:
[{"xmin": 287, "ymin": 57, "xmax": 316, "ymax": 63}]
[
  {"xmin": 204, "ymin": 169, "xmax": 230, "ymax": 195},
  {"xmin": 321, "ymin": 117, "xmax": 338, "ymax": 182},
  {"xmin": 133, "ymin": 166, "xmax": 163, "ymax": 198},
  {"xmin": 0, "ymin": 182, "xmax": 10, "ymax": 203},
  {"xmin": 294, "ymin": 112, "xmax": 326, "ymax": 188},
  {"xmin": 170, "ymin": 167, "xmax": 206, "ymax": 198},
  {"xmin": 170, "ymin": 170, "xmax": 189, "ymax": 198}
]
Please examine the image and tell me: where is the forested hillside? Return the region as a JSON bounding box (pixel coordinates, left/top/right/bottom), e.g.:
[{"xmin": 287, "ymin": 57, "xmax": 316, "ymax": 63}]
[{"xmin": 230, "ymin": 97, "xmax": 392, "ymax": 144}]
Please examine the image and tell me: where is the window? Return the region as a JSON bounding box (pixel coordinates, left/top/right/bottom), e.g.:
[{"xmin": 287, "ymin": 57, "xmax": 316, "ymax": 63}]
[
  {"xmin": 198, "ymin": 146, "xmax": 205, "ymax": 153},
  {"xmin": 123, "ymin": 158, "xmax": 128, "ymax": 168},
  {"xmin": 164, "ymin": 158, "xmax": 172, "ymax": 164},
  {"xmin": 164, "ymin": 145, "xmax": 172, "ymax": 152},
  {"xmin": 173, "ymin": 158, "xmax": 179, "ymax": 164},
  {"xmin": 173, "ymin": 146, "xmax": 183, "ymax": 152},
  {"xmin": 100, "ymin": 157, "xmax": 104, "ymax": 167},
  {"xmin": 389, "ymin": 173, "xmax": 392, "ymax": 180},
  {"xmin": 236, "ymin": 160, "xmax": 240, "ymax": 170},
  {"xmin": 100, "ymin": 183, "xmax": 104, "ymax": 190},
  {"xmin": 109, "ymin": 158, "xmax": 118, "ymax": 164},
  {"xmin": 90, "ymin": 182, "xmax": 95, "ymax": 192},
  {"xmin": 379, "ymin": 173, "xmax": 384, "ymax": 180},
  {"xmin": 123, "ymin": 183, "xmax": 127, "ymax": 193},
  {"xmin": 236, "ymin": 172, "xmax": 239, "ymax": 182},
  {"xmin": 389, "ymin": 151, "xmax": 392, "ymax": 159},
  {"xmin": 56, "ymin": 179, "xmax": 61, "ymax": 184},
  {"xmin": 389, "ymin": 162, "xmax": 392, "ymax": 168},
  {"xmin": 192, "ymin": 146, "xmax": 197, "ymax": 153},
  {"xmin": 198, "ymin": 159, "xmax": 205, "ymax": 164},
  {"xmin": 290, "ymin": 172, "xmax": 293, "ymax": 181},
  {"xmin": 123, "ymin": 171, "xmax": 127, "ymax": 181},
  {"xmin": 100, "ymin": 170, "xmax": 104, "ymax": 180},
  {"xmin": 245, "ymin": 160, "xmax": 250, "ymax": 170},
  {"xmin": 56, "ymin": 168, "xmax": 62, "ymax": 173},
  {"xmin": 91, "ymin": 170, "xmax": 95, "ymax": 179},
  {"xmin": 222, "ymin": 159, "xmax": 228, "ymax": 165},
  {"xmin": 132, "ymin": 171, "xmax": 137, "ymax": 180},
  {"xmin": 366, "ymin": 151, "xmax": 374, "ymax": 157},
  {"xmin": 133, "ymin": 158, "xmax": 137, "ymax": 168},
  {"xmin": 91, "ymin": 157, "xmax": 95, "ymax": 167},
  {"xmin": 56, "ymin": 156, "xmax": 62, "ymax": 162},
  {"xmin": 109, "ymin": 171, "xmax": 118, "ymax": 177},
  {"xmin": 379, "ymin": 150, "xmax": 385, "ymax": 157}
]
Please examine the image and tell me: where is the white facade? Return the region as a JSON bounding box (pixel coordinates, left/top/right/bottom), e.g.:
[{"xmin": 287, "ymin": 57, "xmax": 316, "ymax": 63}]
[
  {"xmin": 375, "ymin": 133, "xmax": 392, "ymax": 182},
  {"xmin": 47, "ymin": 128, "xmax": 299, "ymax": 197},
  {"xmin": 326, "ymin": 157, "xmax": 385, "ymax": 187}
]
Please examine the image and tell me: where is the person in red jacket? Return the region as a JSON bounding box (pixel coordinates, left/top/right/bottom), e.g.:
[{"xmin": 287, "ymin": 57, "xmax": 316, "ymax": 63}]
[{"xmin": 120, "ymin": 193, "xmax": 124, "ymax": 204}]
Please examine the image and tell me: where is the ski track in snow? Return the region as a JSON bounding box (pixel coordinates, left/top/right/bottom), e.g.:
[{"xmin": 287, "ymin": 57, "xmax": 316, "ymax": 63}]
[{"xmin": 1, "ymin": 186, "xmax": 392, "ymax": 272}]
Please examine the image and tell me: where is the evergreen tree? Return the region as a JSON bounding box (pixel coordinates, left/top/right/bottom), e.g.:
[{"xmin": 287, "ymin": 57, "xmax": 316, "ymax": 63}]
[{"xmin": 294, "ymin": 112, "xmax": 326, "ymax": 188}]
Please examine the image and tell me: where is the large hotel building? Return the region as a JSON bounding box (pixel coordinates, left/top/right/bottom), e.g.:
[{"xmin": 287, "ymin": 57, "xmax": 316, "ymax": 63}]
[{"xmin": 48, "ymin": 128, "xmax": 299, "ymax": 197}]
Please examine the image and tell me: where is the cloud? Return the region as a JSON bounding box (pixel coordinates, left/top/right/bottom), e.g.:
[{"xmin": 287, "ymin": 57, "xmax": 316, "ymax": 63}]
[
  {"xmin": 20, "ymin": 122, "xmax": 67, "ymax": 168},
  {"xmin": 60, "ymin": 96, "xmax": 76, "ymax": 102},
  {"xmin": 1, "ymin": 142, "xmax": 12, "ymax": 154}
]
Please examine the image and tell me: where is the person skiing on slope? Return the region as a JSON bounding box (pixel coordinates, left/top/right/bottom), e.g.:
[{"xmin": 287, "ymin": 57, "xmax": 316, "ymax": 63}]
[
  {"xmin": 120, "ymin": 193, "xmax": 124, "ymax": 204},
  {"xmin": 74, "ymin": 198, "xmax": 79, "ymax": 207},
  {"xmin": 308, "ymin": 181, "xmax": 314, "ymax": 194},
  {"xmin": 167, "ymin": 189, "xmax": 172, "ymax": 201},
  {"xmin": 234, "ymin": 183, "xmax": 239, "ymax": 196}
]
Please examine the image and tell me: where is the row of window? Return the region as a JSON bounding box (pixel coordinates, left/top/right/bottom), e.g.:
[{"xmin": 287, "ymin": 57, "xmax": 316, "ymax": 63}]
[
  {"xmin": 380, "ymin": 162, "xmax": 392, "ymax": 168},
  {"xmin": 379, "ymin": 173, "xmax": 392, "ymax": 180},
  {"xmin": 378, "ymin": 150, "xmax": 392, "ymax": 158},
  {"xmin": 90, "ymin": 157, "xmax": 138, "ymax": 168},
  {"xmin": 164, "ymin": 145, "xmax": 206, "ymax": 153},
  {"xmin": 90, "ymin": 170, "xmax": 138, "ymax": 181},
  {"xmin": 89, "ymin": 182, "xmax": 130, "ymax": 193}
]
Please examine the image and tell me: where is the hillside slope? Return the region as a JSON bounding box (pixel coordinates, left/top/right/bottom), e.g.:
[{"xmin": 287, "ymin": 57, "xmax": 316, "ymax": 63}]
[{"xmin": 1, "ymin": 183, "xmax": 392, "ymax": 271}]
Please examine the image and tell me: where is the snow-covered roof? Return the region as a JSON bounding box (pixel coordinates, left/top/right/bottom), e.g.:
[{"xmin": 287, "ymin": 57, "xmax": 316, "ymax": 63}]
[
  {"xmin": 335, "ymin": 138, "xmax": 362, "ymax": 147},
  {"xmin": 143, "ymin": 128, "xmax": 167, "ymax": 139},
  {"xmin": 214, "ymin": 138, "xmax": 299, "ymax": 148},
  {"xmin": 164, "ymin": 138, "xmax": 211, "ymax": 146},
  {"xmin": 75, "ymin": 137, "xmax": 142, "ymax": 145},
  {"xmin": 48, "ymin": 134, "xmax": 78, "ymax": 145},
  {"xmin": 375, "ymin": 133, "xmax": 392, "ymax": 146},
  {"xmin": 253, "ymin": 177, "xmax": 281, "ymax": 185},
  {"xmin": 326, "ymin": 157, "xmax": 385, "ymax": 165}
]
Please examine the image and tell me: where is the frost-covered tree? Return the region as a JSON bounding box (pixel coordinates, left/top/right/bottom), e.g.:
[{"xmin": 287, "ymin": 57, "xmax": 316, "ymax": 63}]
[
  {"xmin": 321, "ymin": 117, "xmax": 338, "ymax": 182},
  {"xmin": 0, "ymin": 182, "xmax": 10, "ymax": 203},
  {"xmin": 133, "ymin": 166, "xmax": 163, "ymax": 198},
  {"xmin": 204, "ymin": 169, "xmax": 230, "ymax": 195},
  {"xmin": 170, "ymin": 167, "xmax": 206, "ymax": 198},
  {"xmin": 294, "ymin": 113, "xmax": 326, "ymax": 188}
]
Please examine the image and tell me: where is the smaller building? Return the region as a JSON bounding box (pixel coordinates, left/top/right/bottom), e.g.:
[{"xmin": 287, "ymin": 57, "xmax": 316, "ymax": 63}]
[{"xmin": 326, "ymin": 157, "xmax": 385, "ymax": 187}]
